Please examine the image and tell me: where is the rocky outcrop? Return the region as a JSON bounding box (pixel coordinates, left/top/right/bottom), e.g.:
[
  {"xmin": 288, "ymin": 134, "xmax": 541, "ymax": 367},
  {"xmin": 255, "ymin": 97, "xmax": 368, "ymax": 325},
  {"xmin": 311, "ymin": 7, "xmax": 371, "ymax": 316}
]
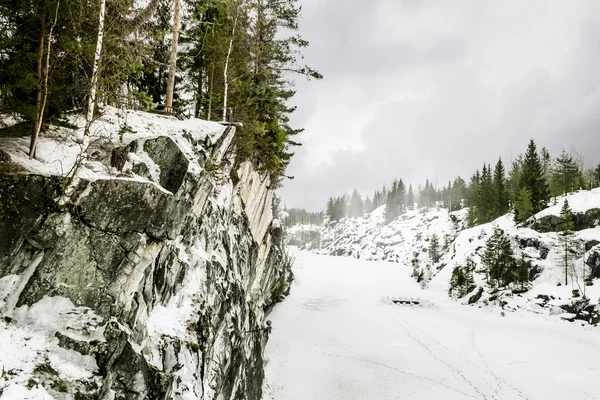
[
  {"xmin": 530, "ymin": 208, "xmax": 600, "ymax": 232},
  {"xmin": 0, "ymin": 120, "xmax": 292, "ymax": 399}
]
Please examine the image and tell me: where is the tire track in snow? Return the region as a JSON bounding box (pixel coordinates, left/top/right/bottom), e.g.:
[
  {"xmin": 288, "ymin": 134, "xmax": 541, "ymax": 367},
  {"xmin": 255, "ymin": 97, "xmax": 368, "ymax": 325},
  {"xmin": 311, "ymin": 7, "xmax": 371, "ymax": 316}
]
[
  {"xmin": 469, "ymin": 325, "xmax": 531, "ymax": 400},
  {"xmin": 392, "ymin": 316, "xmax": 491, "ymax": 400},
  {"xmin": 314, "ymin": 350, "xmax": 480, "ymax": 400},
  {"xmin": 393, "ymin": 312, "xmax": 500, "ymax": 400},
  {"xmin": 398, "ymin": 308, "xmax": 531, "ymax": 400}
]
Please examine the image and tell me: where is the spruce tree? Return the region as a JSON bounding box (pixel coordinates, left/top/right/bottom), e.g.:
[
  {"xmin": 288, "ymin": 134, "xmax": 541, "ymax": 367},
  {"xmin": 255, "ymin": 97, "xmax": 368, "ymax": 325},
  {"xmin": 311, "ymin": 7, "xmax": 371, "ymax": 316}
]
[
  {"xmin": 559, "ymin": 199, "xmax": 574, "ymax": 285},
  {"xmin": 493, "ymin": 158, "xmax": 509, "ymax": 217},
  {"xmin": 467, "ymin": 170, "xmax": 480, "ymax": 226},
  {"xmin": 551, "ymin": 150, "xmax": 582, "ymax": 196},
  {"xmin": 514, "ymin": 187, "xmax": 533, "ymax": 223},
  {"xmin": 507, "ymin": 155, "xmax": 523, "ymax": 206},
  {"xmin": 519, "ymin": 139, "xmax": 550, "ymax": 214},
  {"xmin": 482, "ymin": 227, "xmax": 515, "ymax": 288},
  {"xmin": 478, "ymin": 163, "xmax": 494, "ymax": 223},
  {"xmin": 385, "ymin": 180, "xmax": 400, "ymax": 223},
  {"xmin": 594, "ymin": 163, "xmax": 600, "ymax": 188},
  {"xmin": 429, "ymin": 234, "xmax": 441, "ymax": 263},
  {"xmin": 515, "ymin": 256, "xmax": 531, "ymax": 293},
  {"xmin": 450, "ymin": 177, "xmax": 467, "ymax": 211},
  {"xmin": 449, "ymin": 258, "xmax": 476, "ymax": 298},
  {"xmin": 397, "ymin": 179, "xmax": 406, "ymax": 214},
  {"xmin": 407, "ymin": 185, "xmax": 414, "ymax": 210},
  {"xmin": 349, "ymin": 189, "xmax": 364, "ymax": 218}
]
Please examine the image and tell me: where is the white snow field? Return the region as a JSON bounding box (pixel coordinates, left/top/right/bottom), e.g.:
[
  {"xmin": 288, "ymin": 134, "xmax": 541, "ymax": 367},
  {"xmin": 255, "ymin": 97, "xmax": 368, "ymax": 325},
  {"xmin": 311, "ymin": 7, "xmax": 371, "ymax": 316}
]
[{"xmin": 263, "ymin": 251, "xmax": 600, "ymax": 400}]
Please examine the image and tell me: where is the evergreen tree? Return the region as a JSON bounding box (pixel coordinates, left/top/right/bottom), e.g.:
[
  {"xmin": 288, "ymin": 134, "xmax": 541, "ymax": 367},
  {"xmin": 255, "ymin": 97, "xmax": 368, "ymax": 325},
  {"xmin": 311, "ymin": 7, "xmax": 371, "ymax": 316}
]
[
  {"xmin": 551, "ymin": 150, "xmax": 582, "ymax": 196},
  {"xmin": 477, "ymin": 163, "xmax": 494, "ymax": 223},
  {"xmin": 397, "ymin": 179, "xmax": 406, "ymax": 214},
  {"xmin": 594, "ymin": 163, "xmax": 600, "ymax": 188},
  {"xmin": 364, "ymin": 196, "xmax": 373, "ymax": 214},
  {"xmin": 559, "ymin": 198, "xmax": 574, "ymax": 285},
  {"xmin": 519, "ymin": 139, "xmax": 550, "ymax": 214},
  {"xmin": 450, "ymin": 177, "xmax": 467, "ymax": 211},
  {"xmin": 493, "ymin": 158, "xmax": 509, "ymax": 217},
  {"xmin": 385, "ymin": 180, "xmax": 400, "ymax": 223},
  {"xmin": 514, "ymin": 187, "xmax": 533, "ymax": 223},
  {"xmin": 407, "ymin": 184, "xmax": 415, "ymax": 209},
  {"xmin": 507, "ymin": 154, "xmax": 523, "ymax": 206},
  {"xmin": 467, "ymin": 170, "xmax": 480, "ymax": 226},
  {"xmin": 449, "ymin": 258, "xmax": 476, "ymax": 298},
  {"xmin": 429, "ymin": 234, "xmax": 441, "ymax": 263},
  {"xmin": 481, "ymin": 227, "xmax": 516, "ymax": 288},
  {"xmin": 541, "ymin": 147, "xmax": 552, "ymax": 183},
  {"xmin": 515, "ymin": 256, "xmax": 531, "ymax": 293},
  {"xmin": 349, "ymin": 189, "xmax": 364, "ymax": 218}
]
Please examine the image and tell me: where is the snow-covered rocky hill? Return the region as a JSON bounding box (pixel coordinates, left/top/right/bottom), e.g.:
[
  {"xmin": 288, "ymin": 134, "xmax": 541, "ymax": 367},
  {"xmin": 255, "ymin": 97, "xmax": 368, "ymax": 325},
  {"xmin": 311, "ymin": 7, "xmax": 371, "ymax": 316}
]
[{"xmin": 301, "ymin": 190, "xmax": 600, "ymax": 326}]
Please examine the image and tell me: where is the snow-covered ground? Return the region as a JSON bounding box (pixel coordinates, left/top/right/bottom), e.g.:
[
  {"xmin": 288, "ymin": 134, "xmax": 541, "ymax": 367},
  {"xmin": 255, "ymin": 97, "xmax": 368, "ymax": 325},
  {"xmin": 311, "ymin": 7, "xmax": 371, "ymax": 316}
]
[
  {"xmin": 263, "ymin": 251, "xmax": 600, "ymax": 400},
  {"xmin": 1, "ymin": 105, "xmax": 226, "ymax": 180}
]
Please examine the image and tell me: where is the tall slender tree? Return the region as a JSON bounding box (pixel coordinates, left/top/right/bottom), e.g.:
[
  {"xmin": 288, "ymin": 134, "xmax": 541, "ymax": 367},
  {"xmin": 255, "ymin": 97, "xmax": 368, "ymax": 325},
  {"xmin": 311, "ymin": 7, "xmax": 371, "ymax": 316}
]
[
  {"xmin": 493, "ymin": 158, "xmax": 509, "ymax": 217},
  {"xmin": 519, "ymin": 139, "xmax": 550, "ymax": 214},
  {"xmin": 165, "ymin": 0, "xmax": 181, "ymax": 110},
  {"xmin": 559, "ymin": 199, "xmax": 574, "ymax": 285}
]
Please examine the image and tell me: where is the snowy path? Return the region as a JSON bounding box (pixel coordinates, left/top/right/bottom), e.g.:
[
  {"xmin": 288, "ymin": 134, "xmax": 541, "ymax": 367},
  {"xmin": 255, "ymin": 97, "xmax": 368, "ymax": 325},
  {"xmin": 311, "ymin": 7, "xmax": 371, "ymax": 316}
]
[{"xmin": 263, "ymin": 252, "xmax": 600, "ymax": 400}]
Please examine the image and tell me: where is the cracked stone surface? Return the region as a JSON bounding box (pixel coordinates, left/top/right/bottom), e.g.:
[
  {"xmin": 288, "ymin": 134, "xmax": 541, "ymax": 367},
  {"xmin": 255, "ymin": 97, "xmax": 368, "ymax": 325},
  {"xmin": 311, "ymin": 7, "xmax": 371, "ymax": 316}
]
[{"xmin": 0, "ymin": 126, "xmax": 293, "ymax": 399}]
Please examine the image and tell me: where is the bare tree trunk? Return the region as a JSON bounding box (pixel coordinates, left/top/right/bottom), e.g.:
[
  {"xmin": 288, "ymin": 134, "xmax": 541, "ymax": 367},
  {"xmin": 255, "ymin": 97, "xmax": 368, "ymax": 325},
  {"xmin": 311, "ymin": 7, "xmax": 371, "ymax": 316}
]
[
  {"xmin": 222, "ymin": 7, "xmax": 239, "ymax": 122},
  {"xmin": 565, "ymin": 235, "xmax": 568, "ymax": 286},
  {"xmin": 59, "ymin": 0, "xmax": 106, "ymax": 206},
  {"xmin": 30, "ymin": 0, "xmax": 60, "ymax": 159},
  {"xmin": 207, "ymin": 61, "xmax": 214, "ymax": 120},
  {"xmin": 195, "ymin": 61, "xmax": 203, "ymax": 118},
  {"xmin": 30, "ymin": 13, "xmax": 46, "ymax": 158},
  {"xmin": 165, "ymin": 0, "xmax": 181, "ymax": 111}
]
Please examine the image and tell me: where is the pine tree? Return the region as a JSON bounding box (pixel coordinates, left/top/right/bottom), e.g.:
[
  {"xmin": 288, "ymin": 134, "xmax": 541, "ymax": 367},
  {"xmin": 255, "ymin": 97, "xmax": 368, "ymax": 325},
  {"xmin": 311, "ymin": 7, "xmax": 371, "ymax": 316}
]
[
  {"xmin": 519, "ymin": 139, "xmax": 550, "ymax": 214},
  {"xmin": 551, "ymin": 150, "xmax": 582, "ymax": 196},
  {"xmin": 407, "ymin": 185, "xmax": 414, "ymax": 210},
  {"xmin": 429, "ymin": 234, "xmax": 441, "ymax": 263},
  {"xmin": 385, "ymin": 180, "xmax": 400, "ymax": 223},
  {"xmin": 477, "ymin": 163, "xmax": 494, "ymax": 223},
  {"xmin": 467, "ymin": 170, "xmax": 480, "ymax": 226},
  {"xmin": 514, "ymin": 187, "xmax": 533, "ymax": 223},
  {"xmin": 515, "ymin": 256, "xmax": 531, "ymax": 293},
  {"xmin": 349, "ymin": 189, "xmax": 364, "ymax": 218},
  {"xmin": 364, "ymin": 196, "xmax": 373, "ymax": 213},
  {"xmin": 559, "ymin": 198, "xmax": 574, "ymax": 286},
  {"xmin": 482, "ymin": 227, "xmax": 515, "ymax": 288},
  {"xmin": 594, "ymin": 163, "xmax": 600, "ymax": 188},
  {"xmin": 493, "ymin": 158, "xmax": 509, "ymax": 217},
  {"xmin": 507, "ymin": 154, "xmax": 523, "ymax": 207},
  {"xmin": 450, "ymin": 177, "xmax": 467, "ymax": 211},
  {"xmin": 397, "ymin": 179, "xmax": 406, "ymax": 214},
  {"xmin": 449, "ymin": 258, "xmax": 476, "ymax": 298}
]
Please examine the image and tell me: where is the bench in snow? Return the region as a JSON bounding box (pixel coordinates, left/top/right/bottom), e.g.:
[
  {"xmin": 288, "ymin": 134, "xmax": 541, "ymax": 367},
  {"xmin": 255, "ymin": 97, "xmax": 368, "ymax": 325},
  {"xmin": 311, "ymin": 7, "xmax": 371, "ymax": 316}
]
[{"xmin": 382, "ymin": 296, "xmax": 433, "ymax": 307}]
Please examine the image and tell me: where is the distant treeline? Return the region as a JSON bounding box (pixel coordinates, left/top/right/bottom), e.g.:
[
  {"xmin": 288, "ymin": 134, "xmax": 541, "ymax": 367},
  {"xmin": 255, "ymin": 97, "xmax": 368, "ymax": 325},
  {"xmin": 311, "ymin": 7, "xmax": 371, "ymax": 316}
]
[{"xmin": 315, "ymin": 139, "xmax": 600, "ymax": 227}]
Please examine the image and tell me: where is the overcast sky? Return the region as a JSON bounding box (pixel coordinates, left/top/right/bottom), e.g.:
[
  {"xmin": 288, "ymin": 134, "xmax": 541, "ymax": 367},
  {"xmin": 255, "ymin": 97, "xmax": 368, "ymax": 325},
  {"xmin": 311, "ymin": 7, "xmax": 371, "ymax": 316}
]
[{"xmin": 278, "ymin": 0, "xmax": 600, "ymax": 211}]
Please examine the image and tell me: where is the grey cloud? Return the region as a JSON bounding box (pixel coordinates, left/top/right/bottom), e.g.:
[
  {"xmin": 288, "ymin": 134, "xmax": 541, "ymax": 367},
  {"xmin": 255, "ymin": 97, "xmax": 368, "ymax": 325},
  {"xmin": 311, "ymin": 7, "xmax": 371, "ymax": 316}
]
[{"xmin": 279, "ymin": 0, "xmax": 600, "ymax": 211}]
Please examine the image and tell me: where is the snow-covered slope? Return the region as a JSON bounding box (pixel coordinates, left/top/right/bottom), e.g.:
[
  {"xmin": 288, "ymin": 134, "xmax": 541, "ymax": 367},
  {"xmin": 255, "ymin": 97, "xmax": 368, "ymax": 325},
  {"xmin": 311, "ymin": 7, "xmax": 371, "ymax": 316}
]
[
  {"xmin": 310, "ymin": 191, "xmax": 600, "ymax": 325},
  {"xmin": 318, "ymin": 206, "xmax": 467, "ymax": 266}
]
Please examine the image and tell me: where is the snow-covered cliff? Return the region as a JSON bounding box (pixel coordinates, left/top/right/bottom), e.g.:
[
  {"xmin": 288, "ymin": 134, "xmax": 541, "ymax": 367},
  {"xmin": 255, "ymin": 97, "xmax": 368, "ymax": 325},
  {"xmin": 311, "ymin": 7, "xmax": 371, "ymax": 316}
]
[{"xmin": 0, "ymin": 107, "xmax": 292, "ymax": 399}]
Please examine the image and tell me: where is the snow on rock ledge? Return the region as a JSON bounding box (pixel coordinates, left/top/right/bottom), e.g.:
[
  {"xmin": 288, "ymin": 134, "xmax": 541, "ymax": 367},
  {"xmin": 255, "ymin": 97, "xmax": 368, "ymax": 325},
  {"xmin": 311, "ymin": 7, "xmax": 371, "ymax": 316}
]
[{"xmin": 0, "ymin": 109, "xmax": 293, "ymax": 399}]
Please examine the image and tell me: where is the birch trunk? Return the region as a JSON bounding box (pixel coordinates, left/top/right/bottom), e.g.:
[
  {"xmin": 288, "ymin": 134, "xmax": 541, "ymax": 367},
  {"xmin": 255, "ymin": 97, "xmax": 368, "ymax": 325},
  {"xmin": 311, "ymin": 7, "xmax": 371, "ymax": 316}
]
[
  {"xmin": 30, "ymin": 0, "xmax": 60, "ymax": 159},
  {"xmin": 222, "ymin": 7, "xmax": 239, "ymax": 122},
  {"xmin": 165, "ymin": 0, "xmax": 181, "ymax": 111},
  {"xmin": 59, "ymin": 0, "xmax": 106, "ymax": 206},
  {"xmin": 30, "ymin": 14, "xmax": 45, "ymax": 158},
  {"xmin": 207, "ymin": 62, "xmax": 214, "ymax": 120}
]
